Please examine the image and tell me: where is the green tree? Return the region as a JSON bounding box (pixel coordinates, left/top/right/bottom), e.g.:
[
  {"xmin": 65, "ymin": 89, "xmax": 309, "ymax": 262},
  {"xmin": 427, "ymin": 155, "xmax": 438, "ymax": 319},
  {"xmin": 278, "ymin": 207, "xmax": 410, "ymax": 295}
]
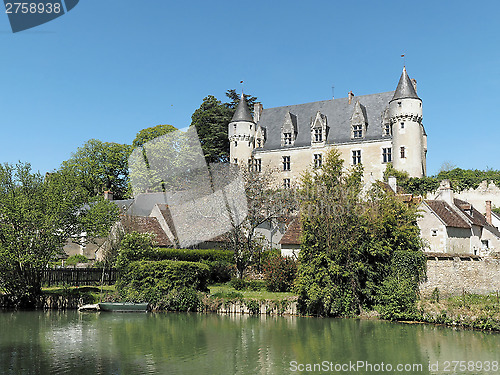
[
  {"xmin": 60, "ymin": 139, "xmax": 133, "ymax": 200},
  {"xmin": 190, "ymin": 90, "xmax": 258, "ymax": 163},
  {"xmin": 132, "ymin": 124, "xmax": 177, "ymax": 148},
  {"xmin": 296, "ymin": 149, "xmax": 425, "ymax": 317},
  {"xmin": 0, "ymin": 163, "xmax": 119, "ymax": 307}
]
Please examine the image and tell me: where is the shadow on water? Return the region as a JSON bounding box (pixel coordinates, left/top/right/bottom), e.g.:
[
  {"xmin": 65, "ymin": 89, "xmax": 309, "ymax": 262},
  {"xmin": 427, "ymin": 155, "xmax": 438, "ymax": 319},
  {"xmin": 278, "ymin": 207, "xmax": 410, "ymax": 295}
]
[{"xmin": 0, "ymin": 311, "xmax": 499, "ymax": 374}]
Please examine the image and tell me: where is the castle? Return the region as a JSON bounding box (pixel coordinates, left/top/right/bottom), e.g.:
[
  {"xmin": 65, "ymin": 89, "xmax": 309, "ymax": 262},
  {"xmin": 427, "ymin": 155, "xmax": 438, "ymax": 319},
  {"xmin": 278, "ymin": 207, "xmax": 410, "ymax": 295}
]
[{"xmin": 228, "ymin": 67, "xmax": 427, "ymax": 185}]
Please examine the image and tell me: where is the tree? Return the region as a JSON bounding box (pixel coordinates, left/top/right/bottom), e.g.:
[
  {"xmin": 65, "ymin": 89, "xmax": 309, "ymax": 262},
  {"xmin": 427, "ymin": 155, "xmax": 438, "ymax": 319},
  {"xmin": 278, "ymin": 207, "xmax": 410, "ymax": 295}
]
[
  {"xmin": 295, "ymin": 149, "xmax": 425, "ymax": 317},
  {"xmin": 60, "ymin": 139, "xmax": 133, "ymax": 200},
  {"xmin": 190, "ymin": 90, "xmax": 258, "ymax": 163},
  {"xmin": 132, "ymin": 124, "xmax": 177, "ymax": 148},
  {"xmin": 0, "ymin": 163, "xmax": 119, "ymax": 307},
  {"xmin": 223, "ymin": 166, "xmax": 297, "ymax": 278}
]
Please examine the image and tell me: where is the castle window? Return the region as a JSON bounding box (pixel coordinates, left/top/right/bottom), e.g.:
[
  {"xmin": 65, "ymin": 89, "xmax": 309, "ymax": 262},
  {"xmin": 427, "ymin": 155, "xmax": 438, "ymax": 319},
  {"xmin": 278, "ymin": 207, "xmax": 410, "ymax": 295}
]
[
  {"xmin": 233, "ymin": 158, "xmax": 238, "ymax": 165},
  {"xmin": 400, "ymin": 147, "xmax": 406, "ymax": 159},
  {"xmin": 254, "ymin": 158, "xmax": 262, "ymax": 172},
  {"xmin": 283, "ymin": 178, "xmax": 291, "ymax": 189},
  {"xmin": 284, "ymin": 133, "xmax": 293, "ymax": 145},
  {"xmin": 248, "ymin": 141, "xmax": 252, "ymax": 147},
  {"xmin": 257, "ymin": 139, "xmax": 262, "ymax": 148},
  {"xmin": 431, "ymin": 229, "xmax": 438, "ymax": 237},
  {"xmin": 352, "ymin": 150, "xmax": 361, "ymax": 165},
  {"xmin": 314, "ymin": 154, "xmax": 322, "ymax": 169},
  {"xmin": 353, "ymin": 125, "xmax": 363, "ymax": 138},
  {"xmin": 282, "ymin": 156, "xmax": 291, "ymax": 171},
  {"xmin": 400, "ymin": 122, "xmax": 405, "ymax": 129},
  {"xmin": 382, "ymin": 148, "xmax": 392, "ymax": 163},
  {"xmin": 383, "ymin": 124, "xmax": 391, "ymax": 136},
  {"xmin": 314, "ymin": 128, "xmax": 323, "ymax": 142},
  {"xmin": 234, "ymin": 141, "xmax": 237, "ymax": 147}
]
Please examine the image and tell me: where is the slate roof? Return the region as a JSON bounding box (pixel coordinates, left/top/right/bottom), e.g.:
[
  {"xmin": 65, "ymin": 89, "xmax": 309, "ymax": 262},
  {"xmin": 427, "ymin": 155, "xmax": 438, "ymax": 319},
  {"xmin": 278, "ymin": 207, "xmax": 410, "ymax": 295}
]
[
  {"xmin": 231, "ymin": 93, "xmax": 254, "ymax": 122},
  {"xmin": 279, "ymin": 217, "xmax": 302, "ymax": 245},
  {"xmin": 391, "ymin": 67, "xmax": 420, "ymax": 101},
  {"xmin": 424, "ymin": 200, "xmax": 470, "ymax": 229},
  {"xmin": 454, "ymin": 198, "xmax": 488, "ymax": 227},
  {"xmin": 256, "ymin": 91, "xmax": 394, "ymax": 151},
  {"xmin": 120, "ymin": 215, "xmax": 173, "ymax": 247}
]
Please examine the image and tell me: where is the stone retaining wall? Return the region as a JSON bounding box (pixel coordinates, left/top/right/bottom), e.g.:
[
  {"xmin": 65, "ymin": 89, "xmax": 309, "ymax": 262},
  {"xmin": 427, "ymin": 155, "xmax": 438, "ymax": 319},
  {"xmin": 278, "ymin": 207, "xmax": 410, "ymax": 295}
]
[{"xmin": 421, "ymin": 257, "xmax": 500, "ymax": 297}]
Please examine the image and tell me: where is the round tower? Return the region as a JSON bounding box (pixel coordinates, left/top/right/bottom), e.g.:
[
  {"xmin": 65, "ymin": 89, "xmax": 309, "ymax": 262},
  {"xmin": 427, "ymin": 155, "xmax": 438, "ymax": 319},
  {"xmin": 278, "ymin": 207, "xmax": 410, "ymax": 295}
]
[
  {"xmin": 389, "ymin": 67, "xmax": 426, "ymax": 177},
  {"xmin": 228, "ymin": 93, "xmax": 256, "ymax": 167}
]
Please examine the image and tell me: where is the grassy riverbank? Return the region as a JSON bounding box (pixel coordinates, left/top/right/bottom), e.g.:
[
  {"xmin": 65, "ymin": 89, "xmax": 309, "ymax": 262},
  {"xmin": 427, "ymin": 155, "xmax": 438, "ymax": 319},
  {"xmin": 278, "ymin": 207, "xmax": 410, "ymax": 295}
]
[{"xmin": 417, "ymin": 292, "xmax": 500, "ymax": 331}]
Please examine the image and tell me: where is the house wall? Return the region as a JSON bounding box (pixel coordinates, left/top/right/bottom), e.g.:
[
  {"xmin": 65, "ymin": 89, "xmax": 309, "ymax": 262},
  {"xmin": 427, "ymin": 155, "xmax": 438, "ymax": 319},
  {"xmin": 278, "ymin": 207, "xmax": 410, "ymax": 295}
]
[
  {"xmin": 255, "ymin": 139, "xmax": 393, "ymax": 187},
  {"xmin": 446, "ymin": 227, "xmax": 471, "ymax": 254},
  {"xmin": 418, "ymin": 208, "xmax": 447, "ymax": 252},
  {"xmin": 281, "ymin": 245, "xmax": 301, "ymax": 259},
  {"xmin": 421, "ymin": 257, "xmax": 500, "ymax": 297}
]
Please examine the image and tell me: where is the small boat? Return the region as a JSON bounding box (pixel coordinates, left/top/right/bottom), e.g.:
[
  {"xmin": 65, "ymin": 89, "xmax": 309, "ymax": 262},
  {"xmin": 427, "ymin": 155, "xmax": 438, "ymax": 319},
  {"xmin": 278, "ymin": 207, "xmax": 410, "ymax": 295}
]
[{"xmin": 98, "ymin": 302, "xmax": 149, "ymax": 312}]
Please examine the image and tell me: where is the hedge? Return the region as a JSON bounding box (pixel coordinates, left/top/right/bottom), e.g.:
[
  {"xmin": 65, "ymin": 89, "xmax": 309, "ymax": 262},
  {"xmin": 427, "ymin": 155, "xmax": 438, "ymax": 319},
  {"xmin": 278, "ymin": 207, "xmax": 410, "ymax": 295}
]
[
  {"xmin": 154, "ymin": 248, "xmax": 233, "ymax": 263},
  {"xmin": 116, "ymin": 260, "xmax": 210, "ymax": 303}
]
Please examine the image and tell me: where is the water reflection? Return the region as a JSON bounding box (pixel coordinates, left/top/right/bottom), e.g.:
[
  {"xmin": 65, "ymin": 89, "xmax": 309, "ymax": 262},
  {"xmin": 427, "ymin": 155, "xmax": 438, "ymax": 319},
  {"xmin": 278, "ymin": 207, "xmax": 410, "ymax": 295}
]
[{"xmin": 0, "ymin": 311, "xmax": 498, "ymax": 374}]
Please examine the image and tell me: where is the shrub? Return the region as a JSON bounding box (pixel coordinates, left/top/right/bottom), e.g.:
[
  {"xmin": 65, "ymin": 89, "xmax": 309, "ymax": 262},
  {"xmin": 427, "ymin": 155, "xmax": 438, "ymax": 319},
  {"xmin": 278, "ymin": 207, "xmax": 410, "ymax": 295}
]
[
  {"xmin": 376, "ymin": 277, "xmax": 421, "ymax": 321},
  {"xmin": 263, "ymin": 255, "xmax": 297, "ymax": 292},
  {"xmin": 230, "ymin": 278, "xmax": 247, "ymax": 291},
  {"xmin": 205, "ymin": 261, "xmax": 233, "ymax": 283},
  {"xmin": 65, "ymin": 254, "xmax": 89, "ymax": 267},
  {"xmin": 116, "ymin": 260, "xmax": 210, "ymax": 303},
  {"xmin": 115, "ymin": 232, "xmax": 157, "ymax": 270}
]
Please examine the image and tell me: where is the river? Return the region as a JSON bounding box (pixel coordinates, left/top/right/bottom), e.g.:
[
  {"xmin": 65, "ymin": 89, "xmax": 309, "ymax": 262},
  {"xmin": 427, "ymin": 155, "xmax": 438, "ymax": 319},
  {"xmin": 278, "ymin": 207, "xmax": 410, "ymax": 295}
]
[{"xmin": 0, "ymin": 311, "xmax": 499, "ymax": 374}]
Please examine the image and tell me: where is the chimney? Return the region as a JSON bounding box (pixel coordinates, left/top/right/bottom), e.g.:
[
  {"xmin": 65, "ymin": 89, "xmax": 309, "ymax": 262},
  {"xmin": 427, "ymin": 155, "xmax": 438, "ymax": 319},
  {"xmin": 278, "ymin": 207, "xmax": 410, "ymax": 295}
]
[
  {"xmin": 388, "ymin": 176, "xmax": 397, "ymax": 193},
  {"xmin": 348, "ymin": 91, "xmax": 354, "ymax": 105},
  {"xmin": 437, "ymin": 179, "xmax": 453, "ymax": 205},
  {"xmin": 411, "ymin": 78, "xmax": 417, "ymax": 93},
  {"xmin": 104, "ymin": 191, "xmax": 114, "ymax": 201},
  {"xmin": 486, "ymin": 200, "xmax": 492, "ymax": 225},
  {"xmin": 253, "ymin": 102, "xmax": 263, "ymax": 123}
]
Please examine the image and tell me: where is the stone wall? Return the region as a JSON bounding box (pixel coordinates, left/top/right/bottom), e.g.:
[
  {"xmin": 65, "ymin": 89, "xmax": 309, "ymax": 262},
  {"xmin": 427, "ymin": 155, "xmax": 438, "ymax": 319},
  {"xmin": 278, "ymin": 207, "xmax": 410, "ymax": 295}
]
[{"xmin": 421, "ymin": 257, "xmax": 500, "ymax": 297}]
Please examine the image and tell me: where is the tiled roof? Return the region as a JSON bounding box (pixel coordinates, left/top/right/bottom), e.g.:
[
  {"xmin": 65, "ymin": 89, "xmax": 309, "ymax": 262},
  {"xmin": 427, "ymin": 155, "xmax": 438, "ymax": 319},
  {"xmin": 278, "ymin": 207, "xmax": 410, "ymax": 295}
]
[
  {"xmin": 391, "ymin": 67, "xmax": 420, "ymax": 101},
  {"xmin": 120, "ymin": 215, "xmax": 173, "ymax": 247},
  {"xmin": 454, "ymin": 198, "xmax": 487, "ymax": 227},
  {"xmin": 425, "ymin": 200, "xmax": 470, "ymax": 229},
  {"xmin": 279, "ymin": 217, "xmax": 302, "ymax": 245}
]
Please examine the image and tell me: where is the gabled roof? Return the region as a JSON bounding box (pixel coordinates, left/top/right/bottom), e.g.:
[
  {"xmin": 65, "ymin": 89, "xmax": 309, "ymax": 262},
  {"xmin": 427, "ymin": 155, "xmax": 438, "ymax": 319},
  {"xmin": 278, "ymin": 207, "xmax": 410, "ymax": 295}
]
[
  {"xmin": 391, "ymin": 67, "xmax": 420, "ymax": 102},
  {"xmin": 454, "ymin": 198, "xmax": 487, "ymax": 227},
  {"xmin": 120, "ymin": 215, "xmax": 173, "ymax": 247},
  {"xmin": 279, "ymin": 217, "xmax": 302, "ymax": 245},
  {"xmin": 424, "ymin": 200, "xmax": 470, "ymax": 229},
  {"xmin": 257, "ymin": 91, "xmax": 394, "ymax": 151},
  {"xmin": 231, "ymin": 93, "xmax": 254, "ymax": 123}
]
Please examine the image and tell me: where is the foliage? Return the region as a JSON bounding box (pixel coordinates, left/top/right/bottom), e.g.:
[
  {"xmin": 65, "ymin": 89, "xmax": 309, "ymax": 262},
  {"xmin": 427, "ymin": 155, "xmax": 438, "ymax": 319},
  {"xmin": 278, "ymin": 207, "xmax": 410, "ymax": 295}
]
[
  {"xmin": 65, "ymin": 254, "xmax": 89, "ymax": 267},
  {"xmin": 155, "ymin": 287, "xmax": 201, "ymax": 312},
  {"xmin": 296, "ymin": 149, "xmax": 425, "ymax": 317},
  {"xmin": 60, "ymin": 139, "xmax": 133, "ymax": 200},
  {"xmin": 384, "ymin": 163, "xmax": 500, "ymax": 196},
  {"xmin": 224, "ymin": 167, "xmax": 297, "ymax": 278},
  {"xmin": 229, "ymin": 279, "xmax": 266, "ymax": 291},
  {"xmin": 263, "ymin": 255, "xmax": 297, "ymax": 292},
  {"xmin": 116, "ymin": 260, "xmax": 209, "ymax": 304},
  {"xmin": 190, "ymin": 90, "xmax": 258, "ymax": 163},
  {"xmin": 132, "ymin": 124, "xmax": 177, "ymax": 148},
  {"xmin": 115, "ymin": 232, "xmax": 157, "ymax": 270},
  {"xmin": 0, "ymin": 163, "xmax": 119, "ymax": 307},
  {"xmin": 155, "ymin": 248, "xmax": 233, "ymax": 263}
]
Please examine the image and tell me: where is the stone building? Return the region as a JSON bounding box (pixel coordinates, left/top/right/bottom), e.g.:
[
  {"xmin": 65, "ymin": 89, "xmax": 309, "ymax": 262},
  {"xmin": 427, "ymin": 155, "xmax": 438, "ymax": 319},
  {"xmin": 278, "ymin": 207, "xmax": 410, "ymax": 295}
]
[{"xmin": 228, "ymin": 67, "xmax": 427, "ymax": 186}]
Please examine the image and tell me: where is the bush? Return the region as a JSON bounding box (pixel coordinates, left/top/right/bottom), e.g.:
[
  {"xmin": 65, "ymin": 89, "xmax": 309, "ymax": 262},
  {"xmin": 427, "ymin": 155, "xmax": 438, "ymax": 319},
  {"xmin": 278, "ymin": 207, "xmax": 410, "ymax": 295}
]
[
  {"xmin": 116, "ymin": 260, "xmax": 210, "ymax": 304},
  {"xmin": 230, "ymin": 278, "xmax": 247, "ymax": 290},
  {"xmin": 155, "ymin": 248, "xmax": 233, "ymax": 263},
  {"xmin": 263, "ymin": 255, "xmax": 297, "ymax": 292},
  {"xmin": 376, "ymin": 277, "xmax": 420, "ymax": 321},
  {"xmin": 115, "ymin": 232, "xmax": 157, "ymax": 270},
  {"xmin": 65, "ymin": 254, "xmax": 89, "ymax": 267},
  {"xmin": 205, "ymin": 260, "xmax": 233, "ymax": 283}
]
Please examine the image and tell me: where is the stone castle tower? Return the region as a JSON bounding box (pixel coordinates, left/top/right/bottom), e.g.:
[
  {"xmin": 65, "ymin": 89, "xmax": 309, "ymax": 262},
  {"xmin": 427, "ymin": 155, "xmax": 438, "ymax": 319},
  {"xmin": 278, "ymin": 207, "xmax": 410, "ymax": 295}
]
[{"xmin": 389, "ymin": 67, "xmax": 427, "ymax": 177}]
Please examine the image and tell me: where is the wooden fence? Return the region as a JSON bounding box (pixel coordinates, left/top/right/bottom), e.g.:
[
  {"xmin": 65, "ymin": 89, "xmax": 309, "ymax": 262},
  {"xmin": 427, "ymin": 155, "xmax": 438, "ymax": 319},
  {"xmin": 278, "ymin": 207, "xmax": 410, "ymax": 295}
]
[{"xmin": 42, "ymin": 268, "xmax": 118, "ymax": 287}]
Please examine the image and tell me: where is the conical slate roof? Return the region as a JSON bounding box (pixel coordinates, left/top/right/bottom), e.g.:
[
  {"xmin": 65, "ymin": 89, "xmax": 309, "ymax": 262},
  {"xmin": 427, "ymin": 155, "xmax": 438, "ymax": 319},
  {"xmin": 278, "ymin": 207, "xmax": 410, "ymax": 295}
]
[
  {"xmin": 231, "ymin": 93, "xmax": 254, "ymax": 122},
  {"xmin": 391, "ymin": 67, "xmax": 420, "ymax": 101}
]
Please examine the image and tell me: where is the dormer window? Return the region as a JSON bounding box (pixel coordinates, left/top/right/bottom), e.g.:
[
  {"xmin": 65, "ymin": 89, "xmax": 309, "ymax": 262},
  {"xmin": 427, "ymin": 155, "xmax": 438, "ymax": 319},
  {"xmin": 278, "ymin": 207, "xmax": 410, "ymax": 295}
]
[
  {"xmin": 383, "ymin": 124, "xmax": 391, "ymax": 136},
  {"xmin": 281, "ymin": 112, "xmax": 298, "ymax": 147},
  {"xmin": 350, "ymin": 101, "xmax": 367, "ymax": 139},
  {"xmin": 353, "ymin": 125, "xmax": 363, "ymax": 138},
  {"xmin": 314, "ymin": 128, "xmax": 322, "ymax": 142},
  {"xmin": 311, "ymin": 111, "xmax": 328, "ymax": 144},
  {"xmin": 381, "ymin": 107, "xmax": 391, "ymax": 137}
]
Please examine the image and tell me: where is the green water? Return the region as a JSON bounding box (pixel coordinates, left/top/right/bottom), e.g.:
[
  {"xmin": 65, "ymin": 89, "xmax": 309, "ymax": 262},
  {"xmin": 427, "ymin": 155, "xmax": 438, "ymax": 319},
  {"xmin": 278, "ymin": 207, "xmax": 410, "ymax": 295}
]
[{"xmin": 0, "ymin": 311, "xmax": 499, "ymax": 375}]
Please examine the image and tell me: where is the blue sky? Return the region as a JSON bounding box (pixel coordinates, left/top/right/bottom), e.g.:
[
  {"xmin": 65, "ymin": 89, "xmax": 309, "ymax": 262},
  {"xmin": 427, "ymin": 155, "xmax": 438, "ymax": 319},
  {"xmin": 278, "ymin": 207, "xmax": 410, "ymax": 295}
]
[{"xmin": 0, "ymin": 0, "xmax": 499, "ymax": 176}]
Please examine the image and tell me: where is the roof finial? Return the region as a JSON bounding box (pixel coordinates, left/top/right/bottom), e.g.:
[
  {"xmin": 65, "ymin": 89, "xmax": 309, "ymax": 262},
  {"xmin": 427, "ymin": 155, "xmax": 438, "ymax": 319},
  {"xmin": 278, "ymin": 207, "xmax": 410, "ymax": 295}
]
[
  {"xmin": 401, "ymin": 54, "xmax": 406, "ymax": 67},
  {"xmin": 240, "ymin": 80, "xmax": 244, "ymax": 96}
]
